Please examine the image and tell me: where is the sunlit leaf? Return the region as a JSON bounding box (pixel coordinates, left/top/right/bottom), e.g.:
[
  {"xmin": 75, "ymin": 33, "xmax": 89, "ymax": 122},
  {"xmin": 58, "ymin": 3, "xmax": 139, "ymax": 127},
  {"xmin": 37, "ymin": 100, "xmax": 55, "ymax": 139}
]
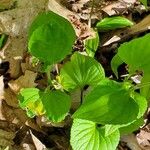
[
  {"xmin": 60, "ymin": 52, "xmax": 105, "ymax": 91},
  {"xmin": 73, "ymin": 79, "xmax": 139, "ymax": 125},
  {"xmin": 96, "ymin": 16, "xmax": 133, "ymax": 31},
  {"xmin": 18, "ymin": 88, "xmax": 45, "ymax": 117},
  {"xmin": 28, "ymin": 11, "xmax": 76, "ymax": 65},
  {"xmin": 70, "ymin": 119, "xmax": 120, "ymax": 150}
]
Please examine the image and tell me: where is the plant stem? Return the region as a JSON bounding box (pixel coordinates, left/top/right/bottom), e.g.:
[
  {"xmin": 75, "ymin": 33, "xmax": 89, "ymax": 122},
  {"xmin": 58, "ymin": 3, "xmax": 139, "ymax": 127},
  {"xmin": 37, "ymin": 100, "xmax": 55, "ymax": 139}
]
[{"xmin": 133, "ymin": 82, "xmax": 150, "ymax": 90}]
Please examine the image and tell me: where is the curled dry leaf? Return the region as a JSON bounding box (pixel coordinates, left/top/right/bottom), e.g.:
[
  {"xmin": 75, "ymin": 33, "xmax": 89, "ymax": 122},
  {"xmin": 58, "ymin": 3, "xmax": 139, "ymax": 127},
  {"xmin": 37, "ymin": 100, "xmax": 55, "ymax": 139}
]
[{"xmin": 8, "ymin": 70, "xmax": 37, "ymax": 94}]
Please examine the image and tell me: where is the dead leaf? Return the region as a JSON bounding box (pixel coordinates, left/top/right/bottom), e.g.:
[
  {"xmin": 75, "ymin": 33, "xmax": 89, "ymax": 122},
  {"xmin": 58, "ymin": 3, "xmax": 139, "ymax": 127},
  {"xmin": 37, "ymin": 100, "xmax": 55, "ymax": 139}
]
[
  {"xmin": 0, "ymin": 75, "xmax": 4, "ymax": 99},
  {"xmin": 8, "ymin": 70, "xmax": 37, "ymax": 94},
  {"xmin": 121, "ymin": 134, "xmax": 142, "ymax": 150},
  {"xmin": 3, "ymin": 88, "xmax": 19, "ymax": 108},
  {"xmin": 137, "ymin": 129, "xmax": 150, "ymax": 149},
  {"xmin": 30, "ymin": 130, "xmax": 46, "ymax": 150}
]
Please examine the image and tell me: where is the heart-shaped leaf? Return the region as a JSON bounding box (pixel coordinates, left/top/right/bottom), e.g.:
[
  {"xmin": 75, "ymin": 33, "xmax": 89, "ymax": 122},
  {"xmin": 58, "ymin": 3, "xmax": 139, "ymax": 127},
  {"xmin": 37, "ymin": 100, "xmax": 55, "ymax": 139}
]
[
  {"xmin": 70, "ymin": 119, "xmax": 120, "ymax": 150},
  {"xmin": 59, "ymin": 52, "xmax": 105, "ymax": 91},
  {"xmin": 73, "ymin": 80, "xmax": 139, "ymax": 125},
  {"xmin": 28, "ymin": 11, "xmax": 76, "ymax": 65}
]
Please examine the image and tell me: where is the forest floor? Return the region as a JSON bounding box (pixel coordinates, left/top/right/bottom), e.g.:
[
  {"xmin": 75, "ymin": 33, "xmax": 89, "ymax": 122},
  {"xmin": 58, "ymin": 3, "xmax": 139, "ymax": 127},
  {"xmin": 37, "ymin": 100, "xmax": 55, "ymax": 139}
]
[{"xmin": 0, "ymin": 0, "xmax": 150, "ymax": 150}]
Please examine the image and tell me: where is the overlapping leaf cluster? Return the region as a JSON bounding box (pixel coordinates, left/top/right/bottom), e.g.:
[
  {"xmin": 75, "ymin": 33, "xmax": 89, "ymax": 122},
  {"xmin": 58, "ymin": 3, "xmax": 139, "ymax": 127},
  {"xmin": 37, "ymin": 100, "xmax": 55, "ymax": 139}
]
[{"xmin": 18, "ymin": 12, "xmax": 149, "ymax": 150}]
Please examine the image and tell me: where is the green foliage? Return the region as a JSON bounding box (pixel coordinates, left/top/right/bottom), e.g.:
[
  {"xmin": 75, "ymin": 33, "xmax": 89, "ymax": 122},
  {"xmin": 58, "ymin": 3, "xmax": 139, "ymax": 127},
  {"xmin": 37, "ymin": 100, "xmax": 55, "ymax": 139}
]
[
  {"xmin": 60, "ymin": 52, "xmax": 105, "ymax": 91},
  {"xmin": 73, "ymin": 79, "xmax": 146, "ymax": 125},
  {"xmin": 28, "ymin": 11, "xmax": 76, "ymax": 65},
  {"xmin": 84, "ymin": 31, "xmax": 99, "ymax": 57},
  {"xmin": 111, "ymin": 33, "xmax": 150, "ymax": 99},
  {"xmin": 59, "ymin": 52, "xmax": 105, "ymax": 91},
  {"xmin": 140, "ymin": 0, "xmax": 147, "ymax": 7},
  {"xmin": 18, "ymin": 88, "xmax": 45, "ymax": 117},
  {"xmin": 70, "ymin": 119, "xmax": 120, "ymax": 150},
  {"xmin": 96, "ymin": 16, "xmax": 133, "ymax": 31},
  {"xmin": 19, "ymin": 88, "xmax": 71, "ymax": 122},
  {"xmin": 41, "ymin": 90, "xmax": 71, "ymax": 122},
  {"xmin": 119, "ymin": 117, "xmax": 144, "ymax": 135},
  {"xmin": 0, "ymin": 34, "xmax": 8, "ymax": 49},
  {"xmin": 18, "ymin": 10, "xmax": 150, "ymax": 150}
]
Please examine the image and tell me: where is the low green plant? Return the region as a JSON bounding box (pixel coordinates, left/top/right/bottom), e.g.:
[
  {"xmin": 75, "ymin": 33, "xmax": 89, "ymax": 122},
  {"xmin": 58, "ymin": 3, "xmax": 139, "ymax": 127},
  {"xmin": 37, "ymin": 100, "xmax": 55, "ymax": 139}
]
[{"xmin": 18, "ymin": 11, "xmax": 150, "ymax": 150}]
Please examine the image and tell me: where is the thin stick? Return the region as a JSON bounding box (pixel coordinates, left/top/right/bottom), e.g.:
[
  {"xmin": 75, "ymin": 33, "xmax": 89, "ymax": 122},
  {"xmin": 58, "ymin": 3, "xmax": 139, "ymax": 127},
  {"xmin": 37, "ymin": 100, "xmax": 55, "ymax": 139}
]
[{"xmin": 88, "ymin": 0, "xmax": 95, "ymax": 28}]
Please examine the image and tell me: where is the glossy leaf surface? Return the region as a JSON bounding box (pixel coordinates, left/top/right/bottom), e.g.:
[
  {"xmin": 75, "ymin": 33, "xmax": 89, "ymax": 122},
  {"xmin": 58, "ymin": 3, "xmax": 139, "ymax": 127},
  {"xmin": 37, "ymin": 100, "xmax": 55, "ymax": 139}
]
[{"xmin": 60, "ymin": 52, "xmax": 105, "ymax": 91}]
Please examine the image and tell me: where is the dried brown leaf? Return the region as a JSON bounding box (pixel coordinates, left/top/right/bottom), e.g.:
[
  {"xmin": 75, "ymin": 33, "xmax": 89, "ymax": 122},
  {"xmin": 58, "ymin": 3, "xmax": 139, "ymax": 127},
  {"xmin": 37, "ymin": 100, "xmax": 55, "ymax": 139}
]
[{"xmin": 8, "ymin": 70, "xmax": 37, "ymax": 94}]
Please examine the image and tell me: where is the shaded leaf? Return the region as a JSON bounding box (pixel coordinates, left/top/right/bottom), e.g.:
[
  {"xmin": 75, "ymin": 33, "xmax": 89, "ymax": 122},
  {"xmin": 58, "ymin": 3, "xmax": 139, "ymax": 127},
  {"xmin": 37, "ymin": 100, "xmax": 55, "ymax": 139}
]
[
  {"xmin": 70, "ymin": 119, "xmax": 120, "ymax": 150},
  {"xmin": 41, "ymin": 90, "xmax": 71, "ymax": 122},
  {"xmin": 59, "ymin": 52, "xmax": 105, "ymax": 92}
]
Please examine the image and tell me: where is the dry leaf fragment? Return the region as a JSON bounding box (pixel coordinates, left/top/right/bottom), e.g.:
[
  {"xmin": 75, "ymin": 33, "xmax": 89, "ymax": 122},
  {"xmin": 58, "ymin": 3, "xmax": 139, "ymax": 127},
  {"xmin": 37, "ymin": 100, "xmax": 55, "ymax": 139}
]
[
  {"xmin": 0, "ymin": 129, "xmax": 15, "ymax": 140},
  {"xmin": 3, "ymin": 88, "xmax": 19, "ymax": 108},
  {"xmin": 30, "ymin": 130, "xmax": 46, "ymax": 150},
  {"xmin": 8, "ymin": 70, "xmax": 37, "ymax": 94},
  {"xmin": 0, "ymin": 76, "xmax": 4, "ymax": 99}
]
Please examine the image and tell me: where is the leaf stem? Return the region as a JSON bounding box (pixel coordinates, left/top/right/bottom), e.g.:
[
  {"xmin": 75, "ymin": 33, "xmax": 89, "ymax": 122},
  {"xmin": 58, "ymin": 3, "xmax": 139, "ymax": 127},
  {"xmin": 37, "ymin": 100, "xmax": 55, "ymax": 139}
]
[{"xmin": 132, "ymin": 81, "xmax": 150, "ymax": 90}]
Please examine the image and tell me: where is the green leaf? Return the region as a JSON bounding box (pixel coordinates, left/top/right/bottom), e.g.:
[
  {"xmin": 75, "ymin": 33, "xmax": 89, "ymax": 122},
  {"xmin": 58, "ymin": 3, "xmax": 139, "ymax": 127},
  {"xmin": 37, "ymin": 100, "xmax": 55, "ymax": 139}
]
[
  {"xmin": 84, "ymin": 31, "xmax": 99, "ymax": 57},
  {"xmin": 131, "ymin": 92, "xmax": 147, "ymax": 119},
  {"xmin": 41, "ymin": 90, "xmax": 71, "ymax": 122},
  {"xmin": 59, "ymin": 52, "xmax": 105, "ymax": 91},
  {"xmin": 28, "ymin": 11, "xmax": 76, "ymax": 65},
  {"xmin": 18, "ymin": 88, "xmax": 45, "ymax": 116},
  {"xmin": 0, "ymin": 34, "xmax": 8, "ymax": 49},
  {"xmin": 119, "ymin": 117, "xmax": 144, "ymax": 135},
  {"xmin": 111, "ymin": 33, "xmax": 150, "ymax": 99},
  {"xmin": 111, "ymin": 54, "xmax": 124, "ymax": 78},
  {"xmin": 140, "ymin": 0, "xmax": 147, "ymax": 7},
  {"xmin": 70, "ymin": 119, "xmax": 120, "ymax": 150},
  {"xmin": 96, "ymin": 16, "xmax": 133, "ymax": 31},
  {"xmin": 73, "ymin": 80, "xmax": 139, "ymax": 125}
]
